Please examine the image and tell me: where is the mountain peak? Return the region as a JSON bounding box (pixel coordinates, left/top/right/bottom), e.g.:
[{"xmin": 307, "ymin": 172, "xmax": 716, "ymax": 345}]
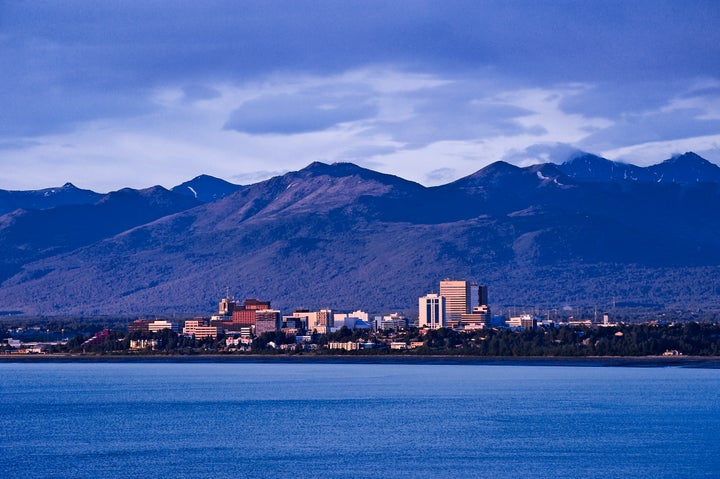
[
  {"xmin": 470, "ymin": 161, "xmax": 519, "ymax": 178},
  {"xmin": 171, "ymin": 175, "xmax": 243, "ymax": 203},
  {"xmin": 665, "ymin": 151, "xmax": 712, "ymax": 166},
  {"xmin": 300, "ymin": 161, "xmax": 371, "ymax": 177},
  {"xmin": 649, "ymin": 152, "xmax": 720, "ymax": 183},
  {"xmin": 291, "ymin": 161, "xmax": 421, "ymax": 191},
  {"xmin": 559, "ymin": 153, "xmax": 648, "ymax": 183}
]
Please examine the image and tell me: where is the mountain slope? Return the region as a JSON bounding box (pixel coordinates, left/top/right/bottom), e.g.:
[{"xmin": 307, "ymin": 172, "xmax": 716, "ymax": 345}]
[
  {"xmin": 0, "ymin": 186, "xmax": 201, "ymax": 283},
  {"xmin": 1, "ymin": 155, "xmax": 720, "ymax": 316},
  {"xmin": 558, "ymin": 153, "xmax": 649, "ymax": 182}
]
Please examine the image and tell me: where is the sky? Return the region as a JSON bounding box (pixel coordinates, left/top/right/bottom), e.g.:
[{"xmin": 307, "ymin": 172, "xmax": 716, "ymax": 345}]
[{"xmin": 1, "ymin": 0, "xmax": 719, "ymax": 192}]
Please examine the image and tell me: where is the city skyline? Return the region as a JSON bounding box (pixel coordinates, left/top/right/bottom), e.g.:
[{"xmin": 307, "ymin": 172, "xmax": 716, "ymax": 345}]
[{"xmin": 1, "ymin": 1, "xmax": 719, "ymax": 192}]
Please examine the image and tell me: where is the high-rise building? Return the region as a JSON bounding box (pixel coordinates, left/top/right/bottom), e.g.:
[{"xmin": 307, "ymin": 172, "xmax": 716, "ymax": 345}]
[
  {"xmin": 440, "ymin": 279, "xmax": 471, "ymax": 327},
  {"xmin": 419, "ymin": 294, "xmax": 446, "ymax": 329},
  {"xmin": 317, "ymin": 309, "xmax": 333, "ymax": 328},
  {"xmin": 478, "ymin": 285, "xmax": 488, "ymax": 306},
  {"xmin": 255, "ymin": 309, "xmax": 281, "ymax": 335}
]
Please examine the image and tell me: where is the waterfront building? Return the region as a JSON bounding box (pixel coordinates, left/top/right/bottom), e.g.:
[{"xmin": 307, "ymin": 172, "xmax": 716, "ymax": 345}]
[
  {"xmin": 328, "ymin": 341, "xmax": 361, "ymax": 351},
  {"xmin": 129, "ymin": 339, "xmax": 160, "ymax": 350},
  {"xmin": 419, "ymin": 294, "xmax": 446, "ymax": 329}
]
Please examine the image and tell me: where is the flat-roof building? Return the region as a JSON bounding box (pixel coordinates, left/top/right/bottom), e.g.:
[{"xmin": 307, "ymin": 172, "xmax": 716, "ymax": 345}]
[
  {"xmin": 419, "ymin": 294, "xmax": 446, "ymax": 329},
  {"xmin": 440, "ymin": 280, "xmax": 471, "ymax": 327}
]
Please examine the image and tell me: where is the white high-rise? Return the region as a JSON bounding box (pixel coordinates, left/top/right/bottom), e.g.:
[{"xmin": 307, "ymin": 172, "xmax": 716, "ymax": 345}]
[{"xmin": 419, "ymin": 293, "xmax": 446, "ymax": 329}]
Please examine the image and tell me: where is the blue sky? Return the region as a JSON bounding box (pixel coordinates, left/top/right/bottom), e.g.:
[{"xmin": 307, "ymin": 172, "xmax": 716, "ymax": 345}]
[{"xmin": 1, "ymin": 0, "xmax": 719, "ymax": 191}]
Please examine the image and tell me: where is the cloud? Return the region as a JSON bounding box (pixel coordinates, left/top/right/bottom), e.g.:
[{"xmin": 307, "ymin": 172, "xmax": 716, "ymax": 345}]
[
  {"xmin": 231, "ymin": 170, "xmax": 289, "ymax": 185},
  {"xmin": 578, "ymin": 109, "xmax": 720, "ymax": 153},
  {"xmin": 4, "ymin": 66, "xmax": 712, "ymax": 192},
  {"xmin": 601, "ymin": 134, "xmax": 720, "ymax": 167},
  {"xmin": 2, "ymin": 1, "xmax": 718, "ymax": 142},
  {"xmin": 367, "ymin": 81, "xmax": 547, "ymax": 148},
  {"xmin": 182, "ymin": 85, "xmax": 221, "ymax": 103},
  {"xmin": 223, "ymin": 89, "xmax": 378, "ymax": 135},
  {"xmin": 502, "ymin": 143, "xmax": 585, "ymax": 167},
  {"xmin": 425, "ymin": 168, "xmax": 457, "ymax": 184}
]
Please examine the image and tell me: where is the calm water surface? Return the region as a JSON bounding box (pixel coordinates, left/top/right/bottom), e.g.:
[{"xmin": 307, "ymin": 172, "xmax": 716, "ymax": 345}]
[{"xmin": 1, "ymin": 362, "xmax": 718, "ymax": 478}]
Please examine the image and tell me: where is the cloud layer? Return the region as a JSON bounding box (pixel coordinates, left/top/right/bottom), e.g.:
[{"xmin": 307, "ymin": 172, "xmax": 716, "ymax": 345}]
[{"xmin": 0, "ymin": 1, "xmax": 718, "ymax": 190}]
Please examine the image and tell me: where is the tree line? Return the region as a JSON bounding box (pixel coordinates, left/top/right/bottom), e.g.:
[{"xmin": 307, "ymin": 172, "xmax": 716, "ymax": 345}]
[{"xmin": 21, "ymin": 321, "xmax": 718, "ymax": 356}]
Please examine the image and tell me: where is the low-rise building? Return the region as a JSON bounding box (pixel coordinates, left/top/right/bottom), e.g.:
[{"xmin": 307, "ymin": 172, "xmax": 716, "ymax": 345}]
[
  {"xmin": 375, "ymin": 312, "xmax": 408, "ymax": 331},
  {"xmin": 183, "ymin": 319, "xmax": 219, "ymax": 339},
  {"xmin": 461, "ymin": 305, "xmax": 491, "ymax": 330},
  {"xmin": 148, "ymin": 320, "xmax": 179, "ymax": 333},
  {"xmin": 130, "ymin": 339, "xmax": 160, "ymax": 350},
  {"xmin": 128, "ymin": 319, "xmax": 153, "ymax": 334},
  {"xmin": 328, "ymin": 341, "xmax": 361, "ymax": 351}
]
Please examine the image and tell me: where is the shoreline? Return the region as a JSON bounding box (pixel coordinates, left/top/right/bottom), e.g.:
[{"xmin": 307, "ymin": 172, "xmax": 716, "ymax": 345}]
[{"xmin": 2, "ymin": 354, "xmax": 719, "ymax": 368}]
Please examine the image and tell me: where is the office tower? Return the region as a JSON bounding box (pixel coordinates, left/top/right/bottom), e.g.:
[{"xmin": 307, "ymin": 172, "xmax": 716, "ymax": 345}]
[
  {"xmin": 419, "ymin": 293, "xmax": 446, "ymax": 329},
  {"xmin": 478, "ymin": 285, "xmax": 488, "ymax": 306},
  {"xmin": 440, "ymin": 279, "xmax": 471, "ymax": 327}
]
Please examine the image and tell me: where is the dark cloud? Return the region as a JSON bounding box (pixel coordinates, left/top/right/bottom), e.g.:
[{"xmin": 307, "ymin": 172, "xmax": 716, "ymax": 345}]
[
  {"xmin": 558, "ymin": 81, "xmax": 684, "ymax": 119},
  {"xmin": 1, "ymin": 1, "xmax": 718, "ymax": 138},
  {"xmin": 578, "ymin": 109, "xmax": 720, "ymax": 152}
]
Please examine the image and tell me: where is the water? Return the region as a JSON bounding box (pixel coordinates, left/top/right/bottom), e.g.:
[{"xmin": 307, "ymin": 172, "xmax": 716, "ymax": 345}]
[{"xmin": 1, "ymin": 361, "xmax": 718, "ymax": 478}]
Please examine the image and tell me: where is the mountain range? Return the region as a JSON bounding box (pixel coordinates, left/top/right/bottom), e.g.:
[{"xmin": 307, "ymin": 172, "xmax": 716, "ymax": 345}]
[{"xmin": 1, "ymin": 152, "xmax": 720, "ymax": 317}]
